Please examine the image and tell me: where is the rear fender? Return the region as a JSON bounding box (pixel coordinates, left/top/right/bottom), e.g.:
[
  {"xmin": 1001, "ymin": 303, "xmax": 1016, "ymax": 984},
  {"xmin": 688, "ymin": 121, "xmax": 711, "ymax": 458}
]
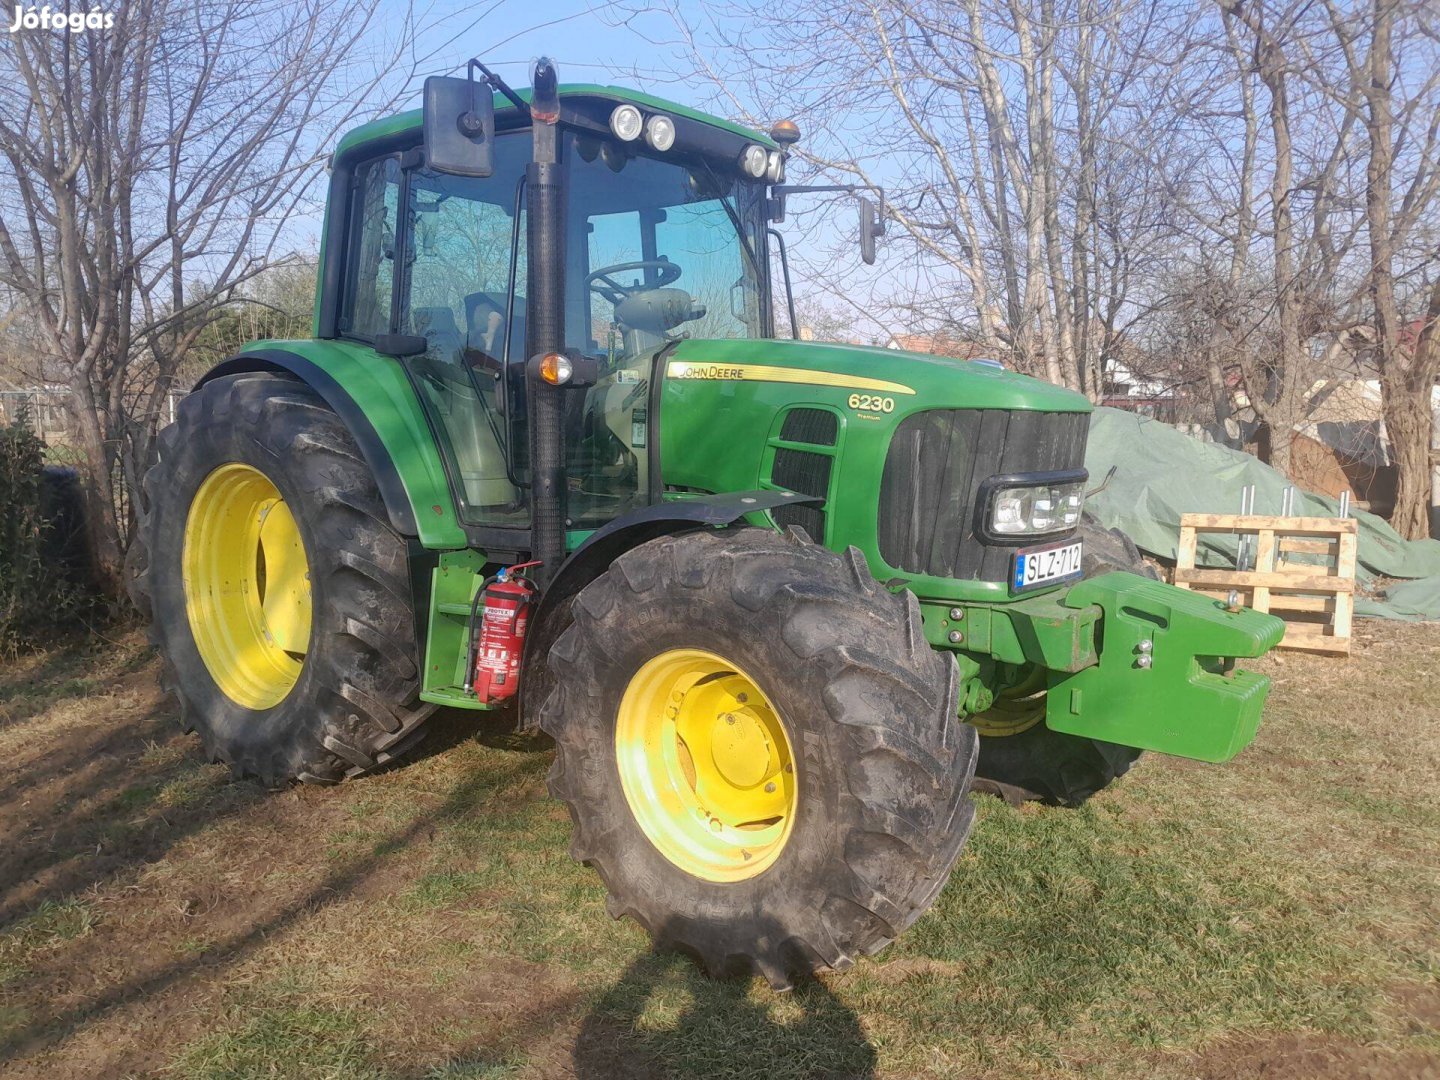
[{"xmin": 196, "ymin": 342, "xmax": 465, "ymax": 548}]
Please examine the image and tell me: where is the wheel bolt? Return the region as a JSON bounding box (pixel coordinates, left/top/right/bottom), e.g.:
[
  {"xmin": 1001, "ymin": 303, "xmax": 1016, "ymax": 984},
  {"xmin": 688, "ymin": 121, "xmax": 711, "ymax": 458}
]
[
  {"xmin": 948, "ymin": 630, "xmax": 964, "ymax": 644},
  {"xmin": 949, "ymin": 607, "xmax": 964, "ymax": 620},
  {"xmin": 764, "ymin": 781, "xmax": 776, "ymax": 793}
]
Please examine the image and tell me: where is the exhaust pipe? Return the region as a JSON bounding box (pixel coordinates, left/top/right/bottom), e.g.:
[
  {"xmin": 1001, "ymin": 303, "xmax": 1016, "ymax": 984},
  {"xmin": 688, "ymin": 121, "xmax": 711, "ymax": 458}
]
[{"xmin": 525, "ymin": 57, "xmax": 566, "ymax": 587}]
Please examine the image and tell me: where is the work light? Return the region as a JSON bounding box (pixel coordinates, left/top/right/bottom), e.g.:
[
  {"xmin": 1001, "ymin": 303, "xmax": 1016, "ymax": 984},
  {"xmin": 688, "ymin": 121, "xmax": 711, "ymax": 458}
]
[
  {"xmin": 987, "ymin": 478, "xmax": 1086, "ymax": 537},
  {"xmin": 644, "ymin": 114, "xmax": 676, "ymax": 151},
  {"xmin": 609, "ymin": 104, "xmax": 643, "ymax": 141},
  {"xmin": 740, "ymin": 144, "xmax": 768, "ymax": 178},
  {"xmin": 766, "ymin": 150, "xmax": 784, "ymax": 183}
]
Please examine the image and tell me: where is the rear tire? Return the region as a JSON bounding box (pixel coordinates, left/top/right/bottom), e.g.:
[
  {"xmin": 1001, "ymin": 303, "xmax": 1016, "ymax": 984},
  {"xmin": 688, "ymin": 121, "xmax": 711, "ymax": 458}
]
[
  {"xmin": 128, "ymin": 372, "xmax": 435, "ymax": 785},
  {"xmin": 538, "ymin": 527, "xmax": 977, "ymax": 988},
  {"xmin": 970, "ymin": 516, "xmax": 1157, "ymax": 807}
]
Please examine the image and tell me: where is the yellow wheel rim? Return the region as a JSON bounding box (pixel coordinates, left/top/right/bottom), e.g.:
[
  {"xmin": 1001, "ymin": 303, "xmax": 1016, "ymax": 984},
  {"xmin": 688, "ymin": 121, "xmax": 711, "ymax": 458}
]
[
  {"xmin": 968, "ymin": 669, "xmax": 1046, "ymax": 737},
  {"xmin": 182, "ymin": 463, "xmax": 312, "ymax": 710},
  {"xmin": 615, "ymin": 649, "xmax": 797, "ymax": 883}
]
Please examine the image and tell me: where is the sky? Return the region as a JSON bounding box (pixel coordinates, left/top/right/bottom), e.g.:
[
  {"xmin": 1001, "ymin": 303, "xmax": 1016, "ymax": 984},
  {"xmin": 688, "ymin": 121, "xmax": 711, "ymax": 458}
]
[{"xmin": 403, "ymin": 1, "xmax": 679, "ymax": 95}]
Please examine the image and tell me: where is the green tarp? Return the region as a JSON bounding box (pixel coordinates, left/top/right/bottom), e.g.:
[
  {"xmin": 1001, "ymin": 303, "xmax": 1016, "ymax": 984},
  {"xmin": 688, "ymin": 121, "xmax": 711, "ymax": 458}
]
[{"xmin": 1083, "ymin": 407, "xmax": 1440, "ymax": 621}]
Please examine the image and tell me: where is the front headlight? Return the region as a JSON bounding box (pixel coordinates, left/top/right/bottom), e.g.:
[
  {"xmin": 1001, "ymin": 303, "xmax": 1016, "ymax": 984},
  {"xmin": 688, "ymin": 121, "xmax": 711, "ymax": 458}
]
[{"xmin": 986, "ymin": 475, "xmax": 1086, "ymax": 537}]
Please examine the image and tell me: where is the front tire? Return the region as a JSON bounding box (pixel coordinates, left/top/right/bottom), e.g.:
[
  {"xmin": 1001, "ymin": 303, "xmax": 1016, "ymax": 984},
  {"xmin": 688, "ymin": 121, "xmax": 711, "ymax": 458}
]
[
  {"xmin": 128, "ymin": 372, "xmax": 435, "ymax": 785},
  {"xmin": 538, "ymin": 527, "xmax": 977, "ymax": 988}
]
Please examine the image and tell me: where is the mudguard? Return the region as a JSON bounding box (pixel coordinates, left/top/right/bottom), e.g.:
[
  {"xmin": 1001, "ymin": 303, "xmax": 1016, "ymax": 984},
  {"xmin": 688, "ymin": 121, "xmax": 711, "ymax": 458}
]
[
  {"xmin": 196, "ymin": 341, "xmax": 466, "ymax": 548},
  {"xmin": 516, "ymin": 490, "xmax": 822, "ymax": 730}
]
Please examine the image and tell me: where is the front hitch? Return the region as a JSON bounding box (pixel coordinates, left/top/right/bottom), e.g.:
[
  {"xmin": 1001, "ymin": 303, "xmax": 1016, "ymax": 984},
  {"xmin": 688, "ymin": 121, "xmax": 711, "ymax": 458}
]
[{"xmin": 1045, "ymin": 572, "xmax": 1286, "ymax": 762}]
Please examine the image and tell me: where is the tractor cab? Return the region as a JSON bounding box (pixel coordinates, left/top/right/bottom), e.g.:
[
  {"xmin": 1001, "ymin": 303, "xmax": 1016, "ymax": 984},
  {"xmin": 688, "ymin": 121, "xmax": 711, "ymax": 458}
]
[{"xmin": 329, "ymin": 77, "xmax": 783, "ymax": 538}]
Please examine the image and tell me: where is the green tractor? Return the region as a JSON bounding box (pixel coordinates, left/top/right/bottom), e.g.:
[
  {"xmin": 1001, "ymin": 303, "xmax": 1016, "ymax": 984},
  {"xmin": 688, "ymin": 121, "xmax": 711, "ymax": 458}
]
[{"xmin": 130, "ymin": 60, "xmax": 1284, "ymax": 987}]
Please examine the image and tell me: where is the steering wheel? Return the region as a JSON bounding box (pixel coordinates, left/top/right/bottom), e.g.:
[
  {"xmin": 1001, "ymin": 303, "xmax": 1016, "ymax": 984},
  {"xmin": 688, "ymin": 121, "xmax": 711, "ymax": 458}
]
[{"xmin": 586, "ymin": 259, "xmax": 682, "ymax": 305}]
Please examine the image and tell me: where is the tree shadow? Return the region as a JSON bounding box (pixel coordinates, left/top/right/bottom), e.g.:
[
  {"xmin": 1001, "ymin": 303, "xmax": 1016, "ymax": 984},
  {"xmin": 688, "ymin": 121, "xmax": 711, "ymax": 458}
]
[
  {"xmin": 0, "ymin": 764, "xmax": 509, "ymax": 1067},
  {"xmin": 572, "ymin": 949, "xmax": 877, "ymax": 1080},
  {"xmin": 0, "ymin": 660, "xmax": 273, "ymax": 926}
]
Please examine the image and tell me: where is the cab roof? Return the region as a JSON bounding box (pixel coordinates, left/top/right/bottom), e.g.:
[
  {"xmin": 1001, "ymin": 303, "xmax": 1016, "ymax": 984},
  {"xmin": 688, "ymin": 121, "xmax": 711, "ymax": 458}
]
[{"xmin": 335, "ymin": 83, "xmax": 778, "ymax": 158}]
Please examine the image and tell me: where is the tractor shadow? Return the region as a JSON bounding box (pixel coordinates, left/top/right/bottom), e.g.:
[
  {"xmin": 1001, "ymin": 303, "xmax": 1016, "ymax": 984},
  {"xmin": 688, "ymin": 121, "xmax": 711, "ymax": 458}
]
[
  {"xmin": 572, "ymin": 950, "xmax": 877, "ymax": 1080},
  {"xmin": 0, "ymin": 761, "xmax": 510, "ymax": 1069},
  {"xmin": 401, "ymin": 702, "xmax": 553, "ymax": 765}
]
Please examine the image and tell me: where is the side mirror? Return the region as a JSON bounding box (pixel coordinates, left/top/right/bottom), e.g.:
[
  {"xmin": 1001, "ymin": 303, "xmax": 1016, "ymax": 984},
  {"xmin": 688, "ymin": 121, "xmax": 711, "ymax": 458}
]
[
  {"xmin": 423, "ymin": 75, "xmax": 494, "ymax": 178},
  {"xmin": 859, "ymin": 195, "xmax": 885, "ymax": 265}
]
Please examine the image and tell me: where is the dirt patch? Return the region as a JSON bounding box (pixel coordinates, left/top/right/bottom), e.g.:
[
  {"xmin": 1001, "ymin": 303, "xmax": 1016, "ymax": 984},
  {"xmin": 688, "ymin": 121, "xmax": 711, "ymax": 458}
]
[
  {"xmin": 1386, "ymin": 980, "xmax": 1440, "ymax": 1036},
  {"xmin": 1180, "ymin": 1030, "xmax": 1440, "ymax": 1079}
]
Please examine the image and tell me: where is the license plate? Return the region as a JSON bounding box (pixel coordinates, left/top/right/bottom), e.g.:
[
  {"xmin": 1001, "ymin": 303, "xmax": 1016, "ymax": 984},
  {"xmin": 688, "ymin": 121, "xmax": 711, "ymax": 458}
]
[{"xmin": 1011, "ymin": 540, "xmax": 1083, "ymax": 593}]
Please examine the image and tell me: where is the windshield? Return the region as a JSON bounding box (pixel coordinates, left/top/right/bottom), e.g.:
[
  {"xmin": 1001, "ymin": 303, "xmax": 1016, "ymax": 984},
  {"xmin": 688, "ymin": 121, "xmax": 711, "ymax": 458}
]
[{"xmin": 565, "ymin": 130, "xmax": 769, "ymax": 362}]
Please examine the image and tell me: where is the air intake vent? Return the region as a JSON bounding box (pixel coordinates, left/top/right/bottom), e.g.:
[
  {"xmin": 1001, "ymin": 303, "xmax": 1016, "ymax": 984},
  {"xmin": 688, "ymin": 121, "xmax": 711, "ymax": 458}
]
[
  {"xmin": 772, "ymin": 503, "xmax": 827, "ymax": 543},
  {"xmin": 772, "ymin": 447, "xmax": 832, "ymax": 499},
  {"xmin": 779, "ymin": 408, "xmax": 838, "ymax": 447},
  {"xmin": 770, "ymin": 446, "xmax": 832, "ymax": 544}
]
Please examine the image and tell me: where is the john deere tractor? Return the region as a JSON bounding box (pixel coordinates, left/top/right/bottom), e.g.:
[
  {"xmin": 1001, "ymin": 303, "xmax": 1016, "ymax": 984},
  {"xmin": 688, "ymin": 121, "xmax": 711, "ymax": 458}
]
[{"xmin": 130, "ymin": 60, "xmax": 1284, "ymax": 986}]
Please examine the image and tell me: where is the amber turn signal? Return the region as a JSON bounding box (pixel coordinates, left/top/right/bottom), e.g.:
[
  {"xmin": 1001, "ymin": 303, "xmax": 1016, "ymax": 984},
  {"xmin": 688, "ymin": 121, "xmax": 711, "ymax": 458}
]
[{"xmin": 538, "ymin": 352, "xmax": 573, "ymax": 385}]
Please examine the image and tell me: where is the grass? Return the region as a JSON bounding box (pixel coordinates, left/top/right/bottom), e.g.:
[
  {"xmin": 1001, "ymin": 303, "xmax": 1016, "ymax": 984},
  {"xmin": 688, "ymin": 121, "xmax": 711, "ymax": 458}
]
[
  {"xmin": 0, "ymin": 622, "xmax": 1436, "ymax": 1077},
  {"xmin": 0, "ymin": 901, "xmax": 96, "ymax": 988}
]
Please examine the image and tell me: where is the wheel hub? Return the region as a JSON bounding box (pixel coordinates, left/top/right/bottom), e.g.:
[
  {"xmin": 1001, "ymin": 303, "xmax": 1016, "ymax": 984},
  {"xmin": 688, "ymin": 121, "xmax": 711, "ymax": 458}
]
[
  {"xmin": 182, "ymin": 462, "xmax": 311, "ymax": 710},
  {"xmin": 615, "ymin": 649, "xmax": 796, "ymax": 883}
]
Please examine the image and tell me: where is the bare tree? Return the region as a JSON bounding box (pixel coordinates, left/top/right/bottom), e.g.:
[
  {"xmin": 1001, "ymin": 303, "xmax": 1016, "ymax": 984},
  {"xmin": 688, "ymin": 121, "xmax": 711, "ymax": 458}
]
[
  {"xmin": 0, "ymin": 0, "xmax": 424, "ymax": 592},
  {"xmin": 1321, "ymin": 0, "xmax": 1440, "ymax": 539},
  {"xmin": 618, "ymin": 0, "xmax": 1193, "ymax": 397}
]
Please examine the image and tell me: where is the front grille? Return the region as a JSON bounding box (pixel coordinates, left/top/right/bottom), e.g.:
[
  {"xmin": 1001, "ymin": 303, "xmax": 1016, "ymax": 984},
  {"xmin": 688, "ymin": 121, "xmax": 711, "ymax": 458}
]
[{"xmin": 877, "ymin": 409, "xmax": 1089, "ymax": 580}]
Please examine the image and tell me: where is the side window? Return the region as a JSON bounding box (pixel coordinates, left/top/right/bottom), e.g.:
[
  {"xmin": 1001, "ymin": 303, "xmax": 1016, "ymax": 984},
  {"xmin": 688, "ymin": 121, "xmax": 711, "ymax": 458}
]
[
  {"xmin": 405, "ymin": 172, "xmax": 522, "ymax": 362},
  {"xmin": 340, "ymin": 156, "xmax": 400, "ymax": 339}
]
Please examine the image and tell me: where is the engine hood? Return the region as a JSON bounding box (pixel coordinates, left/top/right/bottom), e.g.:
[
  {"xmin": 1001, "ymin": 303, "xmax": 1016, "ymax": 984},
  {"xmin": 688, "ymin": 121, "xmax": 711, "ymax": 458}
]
[{"xmin": 668, "ymin": 338, "xmax": 1090, "ymax": 413}]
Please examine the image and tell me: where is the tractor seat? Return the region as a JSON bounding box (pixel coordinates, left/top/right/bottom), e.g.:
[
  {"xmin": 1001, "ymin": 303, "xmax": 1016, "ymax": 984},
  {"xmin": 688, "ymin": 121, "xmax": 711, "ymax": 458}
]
[
  {"xmin": 411, "ymin": 306, "xmax": 466, "ymax": 364},
  {"xmin": 462, "ymin": 292, "xmax": 527, "ymax": 366}
]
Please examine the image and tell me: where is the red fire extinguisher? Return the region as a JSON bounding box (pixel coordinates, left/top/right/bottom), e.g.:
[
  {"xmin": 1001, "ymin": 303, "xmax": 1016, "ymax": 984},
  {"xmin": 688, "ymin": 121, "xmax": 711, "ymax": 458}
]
[{"xmin": 465, "ymin": 561, "xmax": 541, "ymax": 705}]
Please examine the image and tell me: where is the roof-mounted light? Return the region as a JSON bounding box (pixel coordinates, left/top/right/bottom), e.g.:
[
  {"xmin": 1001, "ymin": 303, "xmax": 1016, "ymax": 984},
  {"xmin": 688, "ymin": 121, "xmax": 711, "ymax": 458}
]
[
  {"xmin": 766, "ymin": 150, "xmax": 784, "ymax": 183},
  {"xmin": 644, "ymin": 114, "xmax": 676, "ymax": 151},
  {"xmin": 740, "ymin": 144, "xmax": 768, "ymax": 178},
  {"xmin": 609, "ymin": 104, "xmax": 643, "ymax": 142}
]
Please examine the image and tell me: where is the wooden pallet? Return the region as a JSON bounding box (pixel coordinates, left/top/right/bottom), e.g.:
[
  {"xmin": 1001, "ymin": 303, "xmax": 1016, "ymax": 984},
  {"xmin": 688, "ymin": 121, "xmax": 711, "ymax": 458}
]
[{"xmin": 1172, "ymin": 513, "xmax": 1359, "ymax": 654}]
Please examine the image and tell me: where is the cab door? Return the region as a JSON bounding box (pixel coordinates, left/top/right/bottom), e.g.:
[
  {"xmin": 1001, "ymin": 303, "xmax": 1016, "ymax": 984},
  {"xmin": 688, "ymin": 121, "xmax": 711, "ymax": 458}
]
[{"xmin": 395, "ymin": 134, "xmax": 532, "ymax": 528}]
